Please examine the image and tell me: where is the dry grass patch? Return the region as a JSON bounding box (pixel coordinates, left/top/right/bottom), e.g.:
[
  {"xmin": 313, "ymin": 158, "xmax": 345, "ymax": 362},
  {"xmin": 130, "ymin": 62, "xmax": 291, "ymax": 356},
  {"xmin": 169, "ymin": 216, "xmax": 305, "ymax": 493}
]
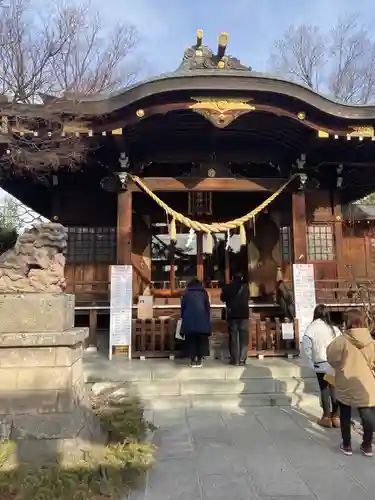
[{"xmin": 0, "ymin": 391, "xmax": 156, "ymax": 500}]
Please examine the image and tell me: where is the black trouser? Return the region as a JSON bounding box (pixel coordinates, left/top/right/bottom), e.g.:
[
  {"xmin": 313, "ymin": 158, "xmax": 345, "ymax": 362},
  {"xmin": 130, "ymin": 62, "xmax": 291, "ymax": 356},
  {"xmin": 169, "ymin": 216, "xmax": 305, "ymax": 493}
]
[
  {"xmin": 316, "ymin": 372, "xmax": 339, "ymax": 417},
  {"xmin": 186, "ymin": 333, "xmax": 207, "ymax": 363},
  {"xmin": 227, "ymin": 319, "xmax": 249, "ymax": 364},
  {"xmin": 339, "ymin": 402, "xmax": 375, "ymax": 447}
]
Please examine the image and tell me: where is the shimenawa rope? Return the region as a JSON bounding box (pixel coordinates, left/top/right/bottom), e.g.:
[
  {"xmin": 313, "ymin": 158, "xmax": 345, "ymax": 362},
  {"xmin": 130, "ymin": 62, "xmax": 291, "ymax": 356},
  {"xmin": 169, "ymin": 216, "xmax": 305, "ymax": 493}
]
[{"xmin": 130, "ymin": 174, "xmax": 297, "ymax": 252}]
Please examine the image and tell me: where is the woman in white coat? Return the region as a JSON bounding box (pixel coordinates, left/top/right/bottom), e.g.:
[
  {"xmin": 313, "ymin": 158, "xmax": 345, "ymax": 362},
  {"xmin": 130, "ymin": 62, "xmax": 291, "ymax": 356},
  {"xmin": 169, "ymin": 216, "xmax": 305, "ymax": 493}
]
[{"xmin": 303, "ymin": 304, "xmax": 341, "ymax": 428}]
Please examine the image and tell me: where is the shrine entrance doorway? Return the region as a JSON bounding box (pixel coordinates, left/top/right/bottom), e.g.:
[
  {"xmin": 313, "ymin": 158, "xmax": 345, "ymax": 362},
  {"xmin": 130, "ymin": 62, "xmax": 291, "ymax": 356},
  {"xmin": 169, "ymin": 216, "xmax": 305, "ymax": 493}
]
[{"xmin": 140, "ymin": 189, "xmax": 292, "ymax": 302}]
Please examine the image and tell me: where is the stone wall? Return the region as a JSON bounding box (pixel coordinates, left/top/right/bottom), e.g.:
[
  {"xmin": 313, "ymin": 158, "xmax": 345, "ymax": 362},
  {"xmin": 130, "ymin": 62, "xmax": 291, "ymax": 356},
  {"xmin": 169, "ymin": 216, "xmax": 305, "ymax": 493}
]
[{"xmin": 0, "ymin": 293, "xmax": 104, "ymax": 467}]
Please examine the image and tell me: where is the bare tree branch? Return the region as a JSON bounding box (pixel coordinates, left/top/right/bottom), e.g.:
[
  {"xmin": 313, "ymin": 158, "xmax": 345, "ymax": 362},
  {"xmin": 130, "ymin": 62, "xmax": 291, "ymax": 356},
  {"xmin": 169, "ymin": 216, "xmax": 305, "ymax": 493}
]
[
  {"xmin": 269, "ymin": 25, "xmax": 326, "ymax": 90},
  {"xmin": 48, "ymin": 3, "xmax": 140, "ymax": 95},
  {"xmin": 0, "ymin": 0, "xmax": 141, "ymax": 177},
  {"xmin": 328, "ymin": 16, "xmax": 375, "ymax": 103},
  {"xmin": 269, "ymin": 14, "xmax": 375, "ymax": 104},
  {"xmin": 0, "ymin": 0, "xmax": 140, "ymax": 101},
  {"xmin": 0, "ymin": 0, "xmax": 73, "ymax": 102}
]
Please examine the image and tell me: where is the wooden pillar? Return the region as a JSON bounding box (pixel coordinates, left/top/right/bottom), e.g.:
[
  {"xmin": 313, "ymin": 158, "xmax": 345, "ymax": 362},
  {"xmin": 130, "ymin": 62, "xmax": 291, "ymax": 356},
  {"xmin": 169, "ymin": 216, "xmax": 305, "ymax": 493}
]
[
  {"xmin": 292, "ymin": 192, "xmax": 307, "ymax": 263},
  {"xmin": 332, "ymin": 191, "xmax": 344, "ymax": 278},
  {"xmin": 86, "ymin": 309, "xmax": 98, "ymax": 350},
  {"xmin": 117, "ymin": 189, "xmax": 132, "ymax": 265}
]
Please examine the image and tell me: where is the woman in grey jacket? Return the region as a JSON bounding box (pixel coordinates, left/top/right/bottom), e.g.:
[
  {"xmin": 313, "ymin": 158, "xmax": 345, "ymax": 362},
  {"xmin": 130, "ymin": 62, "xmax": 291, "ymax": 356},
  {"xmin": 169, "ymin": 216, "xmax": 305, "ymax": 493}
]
[{"xmin": 303, "ymin": 304, "xmax": 341, "ymax": 428}]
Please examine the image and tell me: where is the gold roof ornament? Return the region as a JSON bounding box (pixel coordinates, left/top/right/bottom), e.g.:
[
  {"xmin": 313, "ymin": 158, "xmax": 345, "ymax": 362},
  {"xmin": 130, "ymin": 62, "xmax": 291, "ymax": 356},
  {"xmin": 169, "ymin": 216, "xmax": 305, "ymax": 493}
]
[
  {"xmin": 178, "ymin": 30, "xmax": 251, "ymax": 72},
  {"xmin": 317, "ymin": 127, "xmax": 375, "ymax": 139},
  {"xmin": 196, "ymin": 29, "xmax": 203, "ymax": 56},
  {"xmin": 190, "ymin": 98, "xmax": 256, "ymax": 128},
  {"xmin": 217, "ymin": 32, "xmax": 228, "ymax": 60},
  {"xmin": 196, "ymin": 29, "xmax": 203, "ymax": 44},
  {"xmin": 62, "ymin": 124, "xmax": 91, "ymax": 135},
  {"xmin": 348, "ymin": 126, "xmax": 374, "ymax": 138},
  {"xmin": 218, "ymin": 32, "xmax": 228, "ymax": 48},
  {"xmin": 317, "ymin": 130, "xmax": 329, "ymax": 138}
]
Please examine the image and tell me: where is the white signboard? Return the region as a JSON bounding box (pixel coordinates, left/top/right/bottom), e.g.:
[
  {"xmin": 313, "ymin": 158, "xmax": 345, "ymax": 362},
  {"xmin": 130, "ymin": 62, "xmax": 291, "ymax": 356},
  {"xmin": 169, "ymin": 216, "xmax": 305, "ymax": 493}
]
[
  {"xmin": 292, "ymin": 264, "xmax": 316, "ymax": 341},
  {"xmin": 137, "ymin": 295, "xmax": 154, "ymax": 320},
  {"xmin": 281, "ymin": 322, "xmax": 294, "ymax": 340},
  {"xmin": 109, "ymin": 265, "xmax": 133, "ymax": 360}
]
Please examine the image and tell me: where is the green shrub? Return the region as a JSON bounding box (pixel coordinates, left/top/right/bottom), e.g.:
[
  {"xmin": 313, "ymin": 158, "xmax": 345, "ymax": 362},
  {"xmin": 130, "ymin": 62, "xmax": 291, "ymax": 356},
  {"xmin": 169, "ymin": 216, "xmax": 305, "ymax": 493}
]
[
  {"xmin": 0, "ymin": 227, "xmax": 18, "ymax": 253},
  {"xmin": 0, "ymin": 394, "xmax": 156, "ymax": 500}
]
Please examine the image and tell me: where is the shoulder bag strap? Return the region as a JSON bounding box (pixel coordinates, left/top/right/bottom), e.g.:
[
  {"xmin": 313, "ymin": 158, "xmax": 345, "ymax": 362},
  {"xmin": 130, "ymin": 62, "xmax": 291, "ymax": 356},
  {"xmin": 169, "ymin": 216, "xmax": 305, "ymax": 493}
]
[
  {"xmin": 359, "ymin": 349, "xmax": 375, "ymax": 378},
  {"xmin": 350, "ymin": 340, "xmax": 375, "ymax": 379}
]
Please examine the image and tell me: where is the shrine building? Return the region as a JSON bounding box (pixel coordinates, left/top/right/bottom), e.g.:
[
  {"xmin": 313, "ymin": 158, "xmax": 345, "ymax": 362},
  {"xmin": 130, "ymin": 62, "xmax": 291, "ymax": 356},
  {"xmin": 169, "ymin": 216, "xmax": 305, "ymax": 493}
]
[{"xmin": 1, "ymin": 30, "xmax": 375, "ymax": 357}]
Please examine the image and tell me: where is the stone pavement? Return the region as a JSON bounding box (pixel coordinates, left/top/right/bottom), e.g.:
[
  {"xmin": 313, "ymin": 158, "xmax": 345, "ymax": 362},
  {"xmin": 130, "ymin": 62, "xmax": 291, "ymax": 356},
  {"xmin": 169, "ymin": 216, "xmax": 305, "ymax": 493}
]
[{"xmin": 129, "ymin": 404, "xmax": 375, "ymax": 500}]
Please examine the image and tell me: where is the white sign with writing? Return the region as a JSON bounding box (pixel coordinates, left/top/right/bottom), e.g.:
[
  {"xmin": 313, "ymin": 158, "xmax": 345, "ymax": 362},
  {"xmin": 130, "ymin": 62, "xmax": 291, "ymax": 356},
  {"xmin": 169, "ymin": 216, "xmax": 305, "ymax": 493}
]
[
  {"xmin": 292, "ymin": 263, "xmax": 316, "ymax": 341},
  {"xmin": 281, "ymin": 322, "xmax": 294, "ymax": 340},
  {"xmin": 137, "ymin": 295, "xmax": 154, "ymax": 320},
  {"xmin": 109, "ymin": 265, "xmax": 133, "ymax": 360}
]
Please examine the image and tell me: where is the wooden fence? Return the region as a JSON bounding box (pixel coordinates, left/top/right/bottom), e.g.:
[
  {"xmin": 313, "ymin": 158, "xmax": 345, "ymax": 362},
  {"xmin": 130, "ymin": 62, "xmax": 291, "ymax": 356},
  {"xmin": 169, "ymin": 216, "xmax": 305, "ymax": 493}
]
[
  {"xmin": 132, "ymin": 317, "xmax": 299, "ymax": 358},
  {"xmin": 73, "ymin": 277, "xmax": 374, "ymax": 356}
]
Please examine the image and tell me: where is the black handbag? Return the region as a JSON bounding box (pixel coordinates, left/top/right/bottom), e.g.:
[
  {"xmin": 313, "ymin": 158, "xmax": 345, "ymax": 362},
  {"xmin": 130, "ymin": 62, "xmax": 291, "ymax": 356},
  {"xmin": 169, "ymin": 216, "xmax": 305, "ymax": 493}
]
[{"xmin": 221, "ymin": 307, "xmax": 228, "ymax": 321}]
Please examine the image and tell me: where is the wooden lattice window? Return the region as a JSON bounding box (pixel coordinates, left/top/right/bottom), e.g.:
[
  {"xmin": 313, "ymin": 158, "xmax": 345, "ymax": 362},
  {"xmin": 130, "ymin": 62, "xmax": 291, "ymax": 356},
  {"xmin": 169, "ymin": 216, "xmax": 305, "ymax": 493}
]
[
  {"xmin": 67, "ymin": 227, "xmax": 116, "ymax": 263},
  {"xmin": 280, "ymin": 226, "xmax": 291, "ymax": 262},
  {"xmin": 307, "ymin": 225, "xmax": 335, "ymax": 261}
]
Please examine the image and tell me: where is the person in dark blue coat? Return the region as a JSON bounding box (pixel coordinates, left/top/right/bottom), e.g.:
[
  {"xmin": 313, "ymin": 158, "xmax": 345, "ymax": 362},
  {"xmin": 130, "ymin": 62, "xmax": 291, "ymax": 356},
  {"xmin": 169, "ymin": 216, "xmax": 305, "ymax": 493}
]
[{"xmin": 181, "ymin": 278, "xmax": 211, "ymax": 367}]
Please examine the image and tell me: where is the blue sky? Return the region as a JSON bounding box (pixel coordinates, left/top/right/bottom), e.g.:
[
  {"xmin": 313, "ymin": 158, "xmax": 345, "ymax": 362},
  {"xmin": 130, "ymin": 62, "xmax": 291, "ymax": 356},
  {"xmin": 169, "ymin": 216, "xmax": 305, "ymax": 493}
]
[{"xmin": 91, "ymin": 0, "xmax": 375, "ymax": 77}]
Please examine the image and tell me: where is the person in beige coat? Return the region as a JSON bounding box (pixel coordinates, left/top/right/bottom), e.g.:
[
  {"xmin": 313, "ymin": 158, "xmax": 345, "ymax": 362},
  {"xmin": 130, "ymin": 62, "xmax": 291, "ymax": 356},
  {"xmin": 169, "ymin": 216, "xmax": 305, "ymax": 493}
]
[{"xmin": 327, "ymin": 309, "xmax": 375, "ymax": 457}]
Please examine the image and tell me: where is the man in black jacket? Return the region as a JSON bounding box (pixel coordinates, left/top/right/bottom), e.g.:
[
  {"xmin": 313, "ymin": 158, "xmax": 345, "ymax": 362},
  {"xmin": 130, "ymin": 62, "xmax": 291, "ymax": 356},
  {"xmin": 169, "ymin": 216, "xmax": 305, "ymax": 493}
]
[{"xmin": 220, "ymin": 272, "xmax": 250, "ymax": 366}]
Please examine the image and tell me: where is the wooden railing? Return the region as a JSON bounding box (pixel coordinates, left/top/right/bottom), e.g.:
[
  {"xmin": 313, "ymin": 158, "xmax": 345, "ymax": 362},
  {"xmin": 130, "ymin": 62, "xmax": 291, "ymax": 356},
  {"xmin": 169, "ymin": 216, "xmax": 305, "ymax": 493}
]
[
  {"xmin": 132, "ymin": 318, "xmax": 177, "ymax": 357},
  {"xmin": 72, "ymin": 278, "xmax": 375, "ymax": 354},
  {"xmin": 132, "ymin": 317, "xmax": 299, "ymax": 359},
  {"xmin": 250, "ymin": 317, "xmax": 299, "ymax": 356}
]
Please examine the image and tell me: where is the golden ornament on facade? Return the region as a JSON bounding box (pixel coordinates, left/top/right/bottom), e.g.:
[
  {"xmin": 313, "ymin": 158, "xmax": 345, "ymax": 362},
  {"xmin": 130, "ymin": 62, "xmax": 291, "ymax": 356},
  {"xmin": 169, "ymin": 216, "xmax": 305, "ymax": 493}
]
[
  {"xmin": 189, "ymin": 98, "xmax": 255, "ymax": 128},
  {"xmin": 136, "ymin": 109, "xmax": 145, "ymax": 118},
  {"xmin": 207, "ymin": 168, "xmax": 216, "ymax": 177},
  {"xmin": 297, "ymin": 111, "xmax": 306, "ymax": 120},
  {"xmin": 348, "ymin": 126, "xmax": 374, "ymax": 138},
  {"xmin": 217, "ymin": 60, "xmax": 225, "ymax": 69},
  {"xmin": 318, "ymin": 130, "xmax": 329, "ymax": 138}
]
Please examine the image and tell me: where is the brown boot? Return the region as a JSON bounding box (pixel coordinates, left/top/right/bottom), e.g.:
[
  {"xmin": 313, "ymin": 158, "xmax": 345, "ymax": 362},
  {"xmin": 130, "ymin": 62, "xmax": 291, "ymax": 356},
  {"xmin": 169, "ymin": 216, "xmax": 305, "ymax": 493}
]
[
  {"xmin": 331, "ymin": 416, "xmax": 340, "ymax": 428},
  {"xmin": 317, "ymin": 416, "xmax": 332, "ymax": 428}
]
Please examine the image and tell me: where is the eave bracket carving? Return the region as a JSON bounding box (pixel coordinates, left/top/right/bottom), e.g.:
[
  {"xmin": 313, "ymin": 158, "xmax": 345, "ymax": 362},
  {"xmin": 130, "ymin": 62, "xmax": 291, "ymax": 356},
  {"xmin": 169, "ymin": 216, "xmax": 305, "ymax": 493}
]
[{"xmin": 189, "ymin": 98, "xmax": 255, "ymax": 128}]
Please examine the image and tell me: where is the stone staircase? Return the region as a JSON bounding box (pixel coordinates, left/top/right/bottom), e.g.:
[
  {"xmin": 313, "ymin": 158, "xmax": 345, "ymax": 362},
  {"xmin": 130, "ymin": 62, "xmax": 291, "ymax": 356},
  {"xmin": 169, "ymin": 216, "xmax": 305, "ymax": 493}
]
[{"xmin": 84, "ymin": 355, "xmax": 321, "ymax": 410}]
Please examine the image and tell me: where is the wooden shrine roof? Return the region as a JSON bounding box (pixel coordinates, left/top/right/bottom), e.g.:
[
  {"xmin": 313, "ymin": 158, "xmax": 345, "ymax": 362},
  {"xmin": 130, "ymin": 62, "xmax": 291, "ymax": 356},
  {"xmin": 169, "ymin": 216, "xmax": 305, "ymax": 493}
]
[
  {"xmin": 2, "ymin": 30, "xmax": 375, "ymax": 212},
  {"xmin": 2, "ymin": 29, "xmax": 375, "ymax": 125},
  {"xmin": 4, "ymin": 70, "xmax": 375, "ymax": 123}
]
